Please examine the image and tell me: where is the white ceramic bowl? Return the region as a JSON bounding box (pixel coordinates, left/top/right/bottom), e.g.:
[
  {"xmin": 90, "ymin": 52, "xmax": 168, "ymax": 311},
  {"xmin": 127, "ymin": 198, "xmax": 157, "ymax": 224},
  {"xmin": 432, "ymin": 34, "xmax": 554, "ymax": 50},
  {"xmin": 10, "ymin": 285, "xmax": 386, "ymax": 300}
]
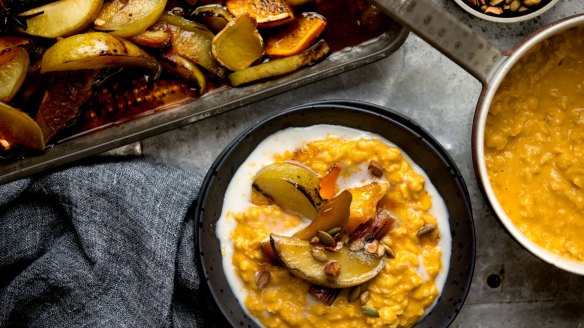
[
  {"xmin": 453, "ymin": 0, "xmax": 560, "ymax": 23},
  {"xmin": 472, "ymin": 15, "xmax": 584, "ymax": 275}
]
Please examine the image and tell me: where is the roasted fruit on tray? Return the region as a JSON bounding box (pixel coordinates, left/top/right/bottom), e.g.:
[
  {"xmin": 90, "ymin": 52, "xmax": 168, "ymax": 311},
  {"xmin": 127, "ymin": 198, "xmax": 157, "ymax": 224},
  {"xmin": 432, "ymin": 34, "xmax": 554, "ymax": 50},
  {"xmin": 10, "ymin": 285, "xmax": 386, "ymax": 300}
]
[{"xmin": 0, "ymin": 0, "xmax": 391, "ymax": 155}]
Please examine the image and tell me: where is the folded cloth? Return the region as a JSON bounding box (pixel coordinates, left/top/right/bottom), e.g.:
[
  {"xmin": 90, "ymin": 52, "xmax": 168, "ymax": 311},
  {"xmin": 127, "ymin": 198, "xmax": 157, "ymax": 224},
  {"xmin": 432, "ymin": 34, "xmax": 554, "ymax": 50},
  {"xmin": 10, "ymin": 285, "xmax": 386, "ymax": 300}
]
[{"xmin": 0, "ymin": 158, "xmax": 229, "ymax": 328}]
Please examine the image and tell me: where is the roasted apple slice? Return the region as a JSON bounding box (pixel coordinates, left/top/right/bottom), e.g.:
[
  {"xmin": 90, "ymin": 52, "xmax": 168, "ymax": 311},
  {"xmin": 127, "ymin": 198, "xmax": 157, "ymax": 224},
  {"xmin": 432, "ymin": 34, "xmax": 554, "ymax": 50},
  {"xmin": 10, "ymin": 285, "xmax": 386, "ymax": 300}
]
[
  {"xmin": 161, "ymin": 53, "xmax": 206, "ymax": 92},
  {"xmin": 252, "ymin": 161, "xmax": 324, "ymax": 219},
  {"xmin": 294, "ymin": 190, "xmax": 351, "ymax": 240},
  {"xmin": 40, "ymin": 32, "xmax": 161, "ymax": 77},
  {"xmin": 228, "ymin": 39, "xmax": 330, "ymax": 87},
  {"xmin": 160, "ymin": 14, "xmax": 226, "ymax": 78},
  {"xmin": 192, "ymin": 4, "xmax": 234, "ymax": 33},
  {"xmin": 94, "ymin": 0, "xmax": 167, "ymax": 37},
  {"xmin": 212, "ymin": 14, "xmax": 264, "ymax": 71},
  {"xmin": 270, "ymin": 234, "xmax": 386, "ymax": 288},
  {"xmin": 0, "ymin": 102, "xmax": 44, "ymax": 150},
  {"xmin": 0, "ymin": 47, "xmax": 29, "ymax": 103},
  {"xmin": 19, "ymin": 0, "xmax": 104, "ymax": 38}
]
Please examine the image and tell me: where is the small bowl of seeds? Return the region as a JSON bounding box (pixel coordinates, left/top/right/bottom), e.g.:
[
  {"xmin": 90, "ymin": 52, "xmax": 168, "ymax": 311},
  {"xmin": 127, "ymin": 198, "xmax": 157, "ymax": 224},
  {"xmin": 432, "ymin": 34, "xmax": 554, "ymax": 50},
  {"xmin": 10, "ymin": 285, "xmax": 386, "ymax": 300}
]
[{"xmin": 453, "ymin": 0, "xmax": 560, "ymax": 22}]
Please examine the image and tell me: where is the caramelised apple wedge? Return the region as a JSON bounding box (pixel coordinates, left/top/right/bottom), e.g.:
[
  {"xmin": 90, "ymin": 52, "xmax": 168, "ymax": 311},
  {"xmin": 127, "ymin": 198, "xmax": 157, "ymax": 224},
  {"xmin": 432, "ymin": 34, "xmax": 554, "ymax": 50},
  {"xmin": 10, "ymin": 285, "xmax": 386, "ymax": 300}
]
[
  {"xmin": 40, "ymin": 32, "xmax": 161, "ymax": 77},
  {"xmin": 270, "ymin": 234, "xmax": 386, "ymax": 288},
  {"xmin": 94, "ymin": 0, "xmax": 167, "ymax": 37},
  {"xmin": 19, "ymin": 0, "xmax": 104, "ymax": 38},
  {"xmin": 0, "ymin": 43, "xmax": 29, "ymax": 102},
  {"xmin": 253, "ymin": 161, "xmax": 324, "ymax": 219},
  {"xmin": 294, "ymin": 190, "xmax": 351, "ymax": 240},
  {"xmin": 0, "ymin": 102, "xmax": 44, "ymax": 150}
]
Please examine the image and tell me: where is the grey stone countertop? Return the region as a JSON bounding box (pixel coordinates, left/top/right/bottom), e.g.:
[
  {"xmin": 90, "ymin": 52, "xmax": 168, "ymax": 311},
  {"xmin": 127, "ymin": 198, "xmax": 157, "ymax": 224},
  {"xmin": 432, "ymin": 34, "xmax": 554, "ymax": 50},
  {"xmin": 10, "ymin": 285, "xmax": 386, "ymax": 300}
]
[{"xmin": 125, "ymin": 0, "xmax": 584, "ymax": 326}]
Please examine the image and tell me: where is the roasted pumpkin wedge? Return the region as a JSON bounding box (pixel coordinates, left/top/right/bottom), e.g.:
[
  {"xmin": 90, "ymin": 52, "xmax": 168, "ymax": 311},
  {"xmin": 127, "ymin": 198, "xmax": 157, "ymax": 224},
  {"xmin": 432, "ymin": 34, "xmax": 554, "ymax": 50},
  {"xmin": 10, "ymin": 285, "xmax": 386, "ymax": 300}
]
[
  {"xmin": 252, "ymin": 161, "xmax": 324, "ymax": 219},
  {"xmin": 192, "ymin": 4, "xmax": 233, "ymax": 33},
  {"xmin": 294, "ymin": 190, "xmax": 351, "ymax": 240},
  {"xmin": 0, "ymin": 102, "xmax": 44, "ymax": 151},
  {"xmin": 228, "ymin": 39, "xmax": 330, "ymax": 86},
  {"xmin": 94, "ymin": 0, "xmax": 167, "ymax": 37},
  {"xmin": 226, "ymin": 0, "xmax": 293, "ymax": 28},
  {"xmin": 160, "ymin": 14, "xmax": 226, "ymax": 78},
  {"xmin": 161, "ymin": 53, "xmax": 206, "ymax": 92},
  {"xmin": 0, "ymin": 47, "xmax": 29, "ymax": 103},
  {"xmin": 40, "ymin": 32, "xmax": 161, "ymax": 77},
  {"xmin": 19, "ymin": 0, "xmax": 104, "ymax": 38},
  {"xmin": 270, "ymin": 234, "xmax": 386, "ymax": 288},
  {"xmin": 266, "ymin": 12, "xmax": 326, "ymax": 58},
  {"xmin": 212, "ymin": 14, "xmax": 264, "ymax": 71}
]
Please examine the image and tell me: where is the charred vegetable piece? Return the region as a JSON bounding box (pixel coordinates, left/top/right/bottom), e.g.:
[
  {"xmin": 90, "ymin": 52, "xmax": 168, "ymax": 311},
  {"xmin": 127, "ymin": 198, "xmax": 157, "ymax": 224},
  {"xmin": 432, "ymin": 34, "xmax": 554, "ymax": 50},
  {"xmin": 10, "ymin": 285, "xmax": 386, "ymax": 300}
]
[
  {"xmin": 0, "ymin": 101, "xmax": 44, "ymax": 150},
  {"xmin": 266, "ymin": 12, "xmax": 326, "ymax": 58},
  {"xmin": 252, "ymin": 161, "xmax": 323, "ymax": 219},
  {"xmin": 294, "ymin": 190, "xmax": 351, "ymax": 240},
  {"xmin": 161, "ymin": 53, "xmax": 206, "ymax": 92},
  {"xmin": 160, "ymin": 14, "xmax": 226, "ymax": 78},
  {"xmin": 40, "ymin": 32, "xmax": 161, "ymax": 78},
  {"xmin": 270, "ymin": 234, "xmax": 386, "ymax": 288},
  {"xmin": 226, "ymin": 0, "xmax": 293, "ymax": 28},
  {"xmin": 0, "ymin": 46, "xmax": 29, "ymax": 102},
  {"xmin": 94, "ymin": 0, "xmax": 167, "ymax": 37},
  {"xmin": 212, "ymin": 14, "xmax": 264, "ymax": 71},
  {"xmin": 192, "ymin": 4, "xmax": 233, "ymax": 33},
  {"xmin": 228, "ymin": 39, "xmax": 329, "ymax": 87},
  {"xmin": 19, "ymin": 0, "xmax": 103, "ymax": 38},
  {"xmin": 35, "ymin": 70, "xmax": 98, "ymax": 142}
]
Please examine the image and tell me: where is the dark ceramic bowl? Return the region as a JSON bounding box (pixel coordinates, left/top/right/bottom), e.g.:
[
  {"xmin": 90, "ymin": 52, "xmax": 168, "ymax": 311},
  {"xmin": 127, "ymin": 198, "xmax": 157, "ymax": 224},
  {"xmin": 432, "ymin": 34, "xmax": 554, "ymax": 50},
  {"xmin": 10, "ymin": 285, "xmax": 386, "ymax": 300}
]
[{"xmin": 195, "ymin": 100, "xmax": 475, "ymax": 327}]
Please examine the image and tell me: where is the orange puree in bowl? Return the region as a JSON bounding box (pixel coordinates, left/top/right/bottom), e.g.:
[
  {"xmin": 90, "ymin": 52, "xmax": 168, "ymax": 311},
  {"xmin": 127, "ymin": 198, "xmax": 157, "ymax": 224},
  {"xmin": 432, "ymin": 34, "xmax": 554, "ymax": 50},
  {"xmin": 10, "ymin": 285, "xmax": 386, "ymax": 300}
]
[
  {"xmin": 485, "ymin": 27, "xmax": 584, "ymax": 261},
  {"xmin": 230, "ymin": 137, "xmax": 442, "ymax": 327}
]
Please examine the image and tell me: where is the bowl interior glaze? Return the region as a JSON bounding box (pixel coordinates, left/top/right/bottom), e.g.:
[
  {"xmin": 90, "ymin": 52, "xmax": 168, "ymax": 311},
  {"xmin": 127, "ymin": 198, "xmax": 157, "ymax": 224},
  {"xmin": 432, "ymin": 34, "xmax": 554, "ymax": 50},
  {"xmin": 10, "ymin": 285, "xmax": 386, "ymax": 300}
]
[{"xmin": 195, "ymin": 100, "xmax": 476, "ymax": 327}]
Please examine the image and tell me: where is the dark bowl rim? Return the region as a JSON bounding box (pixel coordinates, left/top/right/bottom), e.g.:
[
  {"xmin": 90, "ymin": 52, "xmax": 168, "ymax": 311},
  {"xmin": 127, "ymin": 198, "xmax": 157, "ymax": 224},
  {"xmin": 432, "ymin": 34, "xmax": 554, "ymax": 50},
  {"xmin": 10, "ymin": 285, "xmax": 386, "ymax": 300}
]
[{"xmin": 194, "ymin": 99, "xmax": 476, "ymax": 327}]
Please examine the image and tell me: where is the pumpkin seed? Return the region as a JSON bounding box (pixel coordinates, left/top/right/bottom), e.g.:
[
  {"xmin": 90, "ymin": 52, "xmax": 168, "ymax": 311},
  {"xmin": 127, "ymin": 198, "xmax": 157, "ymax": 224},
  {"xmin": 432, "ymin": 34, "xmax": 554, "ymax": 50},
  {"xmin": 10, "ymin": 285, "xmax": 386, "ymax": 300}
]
[
  {"xmin": 381, "ymin": 236, "xmax": 392, "ymax": 247},
  {"xmin": 310, "ymin": 236, "xmax": 320, "ymax": 244},
  {"xmin": 384, "ymin": 244, "xmax": 396, "ymax": 259},
  {"xmin": 311, "ymin": 247, "xmax": 328, "ymax": 262},
  {"xmin": 317, "ymin": 230, "xmax": 336, "ymax": 246},
  {"xmin": 416, "ymin": 224, "xmax": 436, "ymax": 238},
  {"xmin": 361, "ymin": 306, "xmax": 379, "ymax": 317},
  {"xmin": 377, "ymin": 244, "xmax": 386, "ymax": 257},
  {"xmin": 255, "ymin": 270, "xmax": 270, "ymax": 289},
  {"xmin": 348, "ymin": 285, "xmax": 361, "ymax": 302},
  {"xmin": 489, "ymin": 0, "xmax": 503, "ymax": 6},
  {"xmin": 359, "ymin": 290, "xmax": 370, "ymax": 304},
  {"xmin": 509, "ymin": 0, "xmax": 521, "ymax": 11},
  {"xmin": 327, "ymin": 227, "xmax": 342, "ymax": 236},
  {"xmin": 523, "ymin": 0, "xmax": 541, "ymax": 6}
]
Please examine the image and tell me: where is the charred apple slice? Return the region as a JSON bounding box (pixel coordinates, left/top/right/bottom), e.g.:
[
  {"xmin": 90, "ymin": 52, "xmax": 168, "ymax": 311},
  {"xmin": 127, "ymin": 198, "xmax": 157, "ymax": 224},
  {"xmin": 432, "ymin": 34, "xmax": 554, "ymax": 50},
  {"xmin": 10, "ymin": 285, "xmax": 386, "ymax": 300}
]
[
  {"xmin": 294, "ymin": 190, "xmax": 351, "ymax": 240},
  {"xmin": 160, "ymin": 53, "xmax": 206, "ymax": 92},
  {"xmin": 94, "ymin": 0, "xmax": 167, "ymax": 37},
  {"xmin": 252, "ymin": 161, "xmax": 324, "ymax": 219},
  {"xmin": 0, "ymin": 46, "xmax": 29, "ymax": 102},
  {"xmin": 40, "ymin": 32, "xmax": 161, "ymax": 77},
  {"xmin": 0, "ymin": 102, "xmax": 44, "ymax": 150},
  {"xmin": 19, "ymin": 0, "xmax": 104, "ymax": 38},
  {"xmin": 270, "ymin": 234, "xmax": 386, "ymax": 288}
]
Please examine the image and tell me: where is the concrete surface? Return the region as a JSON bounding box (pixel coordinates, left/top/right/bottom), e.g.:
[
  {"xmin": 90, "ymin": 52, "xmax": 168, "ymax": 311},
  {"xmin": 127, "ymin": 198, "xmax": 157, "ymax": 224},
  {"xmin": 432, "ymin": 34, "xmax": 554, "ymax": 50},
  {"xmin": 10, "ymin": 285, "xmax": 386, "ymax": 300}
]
[{"xmin": 121, "ymin": 0, "xmax": 584, "ymax": 326}]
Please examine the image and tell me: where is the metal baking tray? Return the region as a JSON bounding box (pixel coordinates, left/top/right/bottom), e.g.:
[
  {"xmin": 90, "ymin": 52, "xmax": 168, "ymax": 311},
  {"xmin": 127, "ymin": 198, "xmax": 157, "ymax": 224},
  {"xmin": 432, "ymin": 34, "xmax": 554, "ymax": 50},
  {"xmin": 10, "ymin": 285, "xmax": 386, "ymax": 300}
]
[{"xmin": 0, "ymin": 22, "xmax": 408, "ymax": 184}]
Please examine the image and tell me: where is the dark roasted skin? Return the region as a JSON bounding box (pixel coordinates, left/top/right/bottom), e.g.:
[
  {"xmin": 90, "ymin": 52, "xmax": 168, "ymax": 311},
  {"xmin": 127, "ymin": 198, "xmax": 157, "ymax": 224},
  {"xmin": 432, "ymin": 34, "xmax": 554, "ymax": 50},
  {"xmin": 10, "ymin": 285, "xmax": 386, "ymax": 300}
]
[{"xmin": 0, "ymin": 0, "xmax": 57, "ymax": 33}]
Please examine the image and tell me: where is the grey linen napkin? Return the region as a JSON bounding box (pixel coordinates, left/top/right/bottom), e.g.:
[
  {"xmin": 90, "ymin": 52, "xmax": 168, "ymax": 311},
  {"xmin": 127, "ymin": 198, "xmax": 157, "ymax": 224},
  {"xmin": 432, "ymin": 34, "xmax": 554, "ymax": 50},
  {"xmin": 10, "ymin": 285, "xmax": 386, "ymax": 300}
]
[{"xmin": 0, "ymin": 158, "xmax": 229, "ymax": 328}]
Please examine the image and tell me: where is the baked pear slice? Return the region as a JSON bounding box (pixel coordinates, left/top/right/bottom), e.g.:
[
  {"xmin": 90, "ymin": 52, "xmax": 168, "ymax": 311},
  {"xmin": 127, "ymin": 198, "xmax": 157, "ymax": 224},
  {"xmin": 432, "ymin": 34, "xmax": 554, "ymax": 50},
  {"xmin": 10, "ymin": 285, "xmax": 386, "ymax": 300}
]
[
  {"xmin": 270, "ymin": 234, "xmax": 386, "ymax": 288},
  {"xmin": 252, "ymin": 161, "xmax": 324, "ymax": 219},
  {"xmin": 0, "ymin": 46, "xmax": 29, "ymax": 102},
  {"xmin": 0, "ymin": 102, "xmax": 44, "ymax": 150},
  {"xmin": 19, "ymin": 0, "xmax": 104, "ymax": 38},
  {"xmin": 40, "ymin": 32, "xmax": 161, "ymax": 77},
  {"xmin": 94, "ymin": 0, "xmax": 167, "ymax": 37}
]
